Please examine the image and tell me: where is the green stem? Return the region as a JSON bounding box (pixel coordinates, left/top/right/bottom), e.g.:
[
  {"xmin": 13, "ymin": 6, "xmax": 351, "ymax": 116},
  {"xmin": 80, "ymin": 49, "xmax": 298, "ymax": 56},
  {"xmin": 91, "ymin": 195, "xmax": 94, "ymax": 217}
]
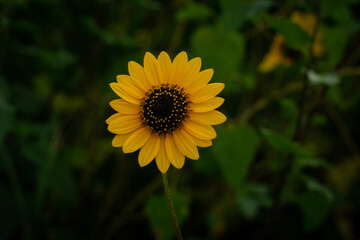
[{"xmin": 162, "ymin": 173, "xmax": 183, "ymax": 240}]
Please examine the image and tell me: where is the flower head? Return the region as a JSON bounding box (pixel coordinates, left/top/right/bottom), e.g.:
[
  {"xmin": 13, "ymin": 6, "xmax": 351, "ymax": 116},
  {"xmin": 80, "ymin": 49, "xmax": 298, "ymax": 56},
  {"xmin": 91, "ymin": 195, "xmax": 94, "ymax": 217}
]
[{"xmin": 106, "ymin": 51, "xmax": 226, "ymax": 173}]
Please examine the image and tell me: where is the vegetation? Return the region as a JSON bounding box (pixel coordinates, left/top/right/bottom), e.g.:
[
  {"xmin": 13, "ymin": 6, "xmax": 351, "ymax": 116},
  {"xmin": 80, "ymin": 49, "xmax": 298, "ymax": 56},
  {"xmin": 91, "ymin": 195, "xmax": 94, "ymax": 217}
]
[{"xmin": 1, "ymin": 0, "xmax": 360, "ymax": 239}]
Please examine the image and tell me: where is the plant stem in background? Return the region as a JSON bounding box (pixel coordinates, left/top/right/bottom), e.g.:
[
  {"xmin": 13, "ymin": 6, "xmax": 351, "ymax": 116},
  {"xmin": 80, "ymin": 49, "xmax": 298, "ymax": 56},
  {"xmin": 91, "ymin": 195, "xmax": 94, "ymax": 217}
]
[{"xmin": 162, "ymin": 173, "xmax": 183, "ymax": 240}]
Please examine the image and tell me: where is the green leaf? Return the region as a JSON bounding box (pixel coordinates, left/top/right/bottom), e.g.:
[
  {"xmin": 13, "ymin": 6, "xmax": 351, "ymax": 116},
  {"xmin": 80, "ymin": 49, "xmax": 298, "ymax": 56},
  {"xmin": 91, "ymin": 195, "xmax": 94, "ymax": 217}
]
[
  {"xmin": 191, "ymin": 26, "xmax": 244, "ymax": 94},
  {"xmin": 279, "ymin": 98, "xmax": 298, "ymax": 118},
  {"xmin": 323, "ymin": 26, "xmax": 351, "ymax": 67},
  {"xmin": 322, "ymin": 0, "xmax": 354, "ymax": 25},
  {"xmin": 176, "ymin": 2, "xmax": 212, "ymax": 22},
  {"xmin": 301, "ymin": 174, "xmax": 334, "ymax": 202},
  {"xmin": 296, "ymin": 191, "xmax": 332, "ymax": 232},
  {"xmin": 213, "ymin": 125, "xmax": 260, "ymax": 192},
  {"xmin": 311, "ymin": 114, "xmax": 327, "ymax": 126},
  {"xmin": 278, "ymin": 98, "xmax": 298, "ymax": 135},
  {"xmin": 237, "ymin": 183, "xmax": 272, "ymax": 219},
  {"xmin": 240, "ymin": 73, "xmax": 257, "ymax": 91},
  {"xmin": 307, "ymin": 70, "xmax": 340, "ymax": 86},
  {"xmin": 265, "ymin": 15, "xmax": 311, "ymax": 51},
  {"xmin": 326, "ymin": 86, "xmax": 347, "ymax": 110},
  {"xmin": 81, "ymin": 17, "xmax": 120, "ymax": 45},
  {"xmin": 295, "ymin": 157, "xmax": 330, "ymax": 170},
  {"xmin": 260, "ymin": 128, "xmax": 309, "ymax": 157},
  {"xmin": 145, "ymin": 191, "xmax": 189, "ymax": 240},
  {"xmin": 33, "ymin": 74, "xmax": 52, "ymax": 98},
  {"xmin": 192, "ymin": 148, "xmax": 220, "ymax": 176},
  {"xmin": 219, "ymin": 0, "xmax": 272, "ymax": 33}
]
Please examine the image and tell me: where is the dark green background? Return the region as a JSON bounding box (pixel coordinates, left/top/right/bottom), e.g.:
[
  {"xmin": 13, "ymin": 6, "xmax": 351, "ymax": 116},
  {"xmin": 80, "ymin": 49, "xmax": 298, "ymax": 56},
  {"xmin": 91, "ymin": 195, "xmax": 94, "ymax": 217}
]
[{"xmin": 1, "ymin": 0, "xmax": 360, "ymax": 239}]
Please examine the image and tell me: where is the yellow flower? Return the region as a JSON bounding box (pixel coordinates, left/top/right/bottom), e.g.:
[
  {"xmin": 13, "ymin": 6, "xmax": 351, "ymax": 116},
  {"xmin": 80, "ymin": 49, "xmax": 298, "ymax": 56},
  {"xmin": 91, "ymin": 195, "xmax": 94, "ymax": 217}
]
[
  {"xmin": 106, "ymin": 51, "xmax": 227, "ymax": 173},
  {"xmin": 258, "ymin": 11, "xmax": 325, "ymax": 73},
  {"xmin": 290, "ymin": 12, "xmax": 325, "ymax": 57},
  {"xmin": 258, "ymin": 35, "xmax": 292, "ymax": 73}
]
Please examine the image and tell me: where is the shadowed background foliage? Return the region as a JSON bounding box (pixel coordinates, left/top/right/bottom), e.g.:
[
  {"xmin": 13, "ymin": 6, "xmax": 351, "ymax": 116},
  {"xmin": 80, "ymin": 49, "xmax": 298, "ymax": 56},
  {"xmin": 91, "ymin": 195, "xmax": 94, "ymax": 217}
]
[{"xmin": 1, "ymin": 0, "xmax": 360, "ymax": 239}]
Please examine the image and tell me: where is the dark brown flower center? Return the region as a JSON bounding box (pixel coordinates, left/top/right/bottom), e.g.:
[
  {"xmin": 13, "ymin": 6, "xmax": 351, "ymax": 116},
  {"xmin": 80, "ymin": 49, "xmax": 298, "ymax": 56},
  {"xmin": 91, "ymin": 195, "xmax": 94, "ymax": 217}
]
[{"xmin": 141, "ymin": 83, "xmax": 189, "ymax": 135}]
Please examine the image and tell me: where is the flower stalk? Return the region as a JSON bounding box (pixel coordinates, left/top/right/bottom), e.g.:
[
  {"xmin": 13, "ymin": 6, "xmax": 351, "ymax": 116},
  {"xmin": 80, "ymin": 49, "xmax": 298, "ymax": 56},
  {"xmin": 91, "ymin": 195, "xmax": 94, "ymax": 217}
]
[{"xmin": 162, "ymin": 173, "xmax": 183, "ymax": 240}]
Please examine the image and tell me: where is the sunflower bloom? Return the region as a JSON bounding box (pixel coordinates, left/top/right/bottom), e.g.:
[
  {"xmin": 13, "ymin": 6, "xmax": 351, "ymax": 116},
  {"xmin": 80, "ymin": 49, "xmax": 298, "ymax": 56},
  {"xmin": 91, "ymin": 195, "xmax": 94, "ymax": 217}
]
[{"xmin": 106, "ymin": 51, "xmax": 226, "ymax": 173}]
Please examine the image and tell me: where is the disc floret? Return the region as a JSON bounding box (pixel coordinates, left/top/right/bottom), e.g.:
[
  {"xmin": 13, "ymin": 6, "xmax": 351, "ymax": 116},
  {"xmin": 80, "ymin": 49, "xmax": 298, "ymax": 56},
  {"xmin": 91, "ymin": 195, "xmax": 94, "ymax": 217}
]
[{"xmin": 141, "ymin": 83, "xmax": 189, "ymax": 135}]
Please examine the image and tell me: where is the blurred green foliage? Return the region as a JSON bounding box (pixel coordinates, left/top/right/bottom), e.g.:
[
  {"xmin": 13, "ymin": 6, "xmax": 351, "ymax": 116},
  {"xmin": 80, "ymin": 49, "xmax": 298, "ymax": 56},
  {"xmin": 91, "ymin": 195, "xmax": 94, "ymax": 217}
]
[{"xmin": 1, "ymin": 0, "xmax": 360, "ymax": 239}]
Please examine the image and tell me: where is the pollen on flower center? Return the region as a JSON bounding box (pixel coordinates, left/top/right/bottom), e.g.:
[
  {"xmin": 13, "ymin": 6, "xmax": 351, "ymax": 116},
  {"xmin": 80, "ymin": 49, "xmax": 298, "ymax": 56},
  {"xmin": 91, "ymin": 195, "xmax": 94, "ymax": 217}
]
[{"xmin": 141, "ymin": 83, "xmax": 189, "ymax": 135}]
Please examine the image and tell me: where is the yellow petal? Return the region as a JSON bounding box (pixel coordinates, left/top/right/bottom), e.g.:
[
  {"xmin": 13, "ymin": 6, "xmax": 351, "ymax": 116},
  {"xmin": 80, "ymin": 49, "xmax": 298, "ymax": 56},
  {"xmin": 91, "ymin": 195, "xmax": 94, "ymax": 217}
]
[
  {"xmin": 106, "ymin": 113, "xmax": 122, "ymax": 125},
  {"xmin": 290, "ymin": 11, "xmax": 316, "ymax": 35},
  {"xmin": 190, "ymin": 97, "xmax": 224, "ymax": 113},
  {"xmin": 184, "ymin": 120, "xmax": 216, "ymax": 140},
  {"xmin": 155, "ymin": 137, "xmax": 170, "ymax": 173},
  {"xmin": 185, "ymin": 69, "xmax": 214, "ymax": 94},
  {"xmin": 165, "ymin": 134, "xmax": 185, "ymax": 169},
  {"xmin": 190, "ymin": 83, "xmax": 224, "ymax": 103},
  {"xmin": 122, "ymin": 127, "xmax": 151, "ymax": 153},
  {"xmin": 190, "ymin": 110, "xmax": 227, "ymax": 125},
  {"xmin": 109, "ymin": 83, "xmax": 141, "ymax": 105},
  {"xmin": 109, "ymin": 99, "xmax": 140, "ymax": 114},
  {"xmin": 178, "ymin": 57, "xmax": 201, "ymax": 88},
  {"xmin": 107, "ymin": 115, "xmax": 142, "ymax": 134},
  {"xmin": 157, "ymin": 51, "xmax": 172, "ymax": 83},
  {"xmin": 144, "ymin": 52, "xmax": 162, "ymax": 86},
  {"xmin": 258, "ymin": 35, "xmax": 289, "ymax": 73},
  {"xmin": 128, "ymin": 61, "xmax": 152, "ymax": 91},
  {"xmin": 138, "ymin": 134, "xmax": 160, "ymax": 167},
  {"xmin": 112, "ymin": 132, "xmax": 133, "ymax": 147},
  {"xmin": 116, "ymin": 75, "xmax": 145, "ymax": 99},
  {"xmin": 191, "ymin": 136, "xmax": 212, "ymax": 147},
  {"xmin": 172, "ymin": 129, "xmax": 199, "ymax": 160},
  {"xmin": 170, "ymin": 51, "xmax": 188, "ymax": 84}
]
